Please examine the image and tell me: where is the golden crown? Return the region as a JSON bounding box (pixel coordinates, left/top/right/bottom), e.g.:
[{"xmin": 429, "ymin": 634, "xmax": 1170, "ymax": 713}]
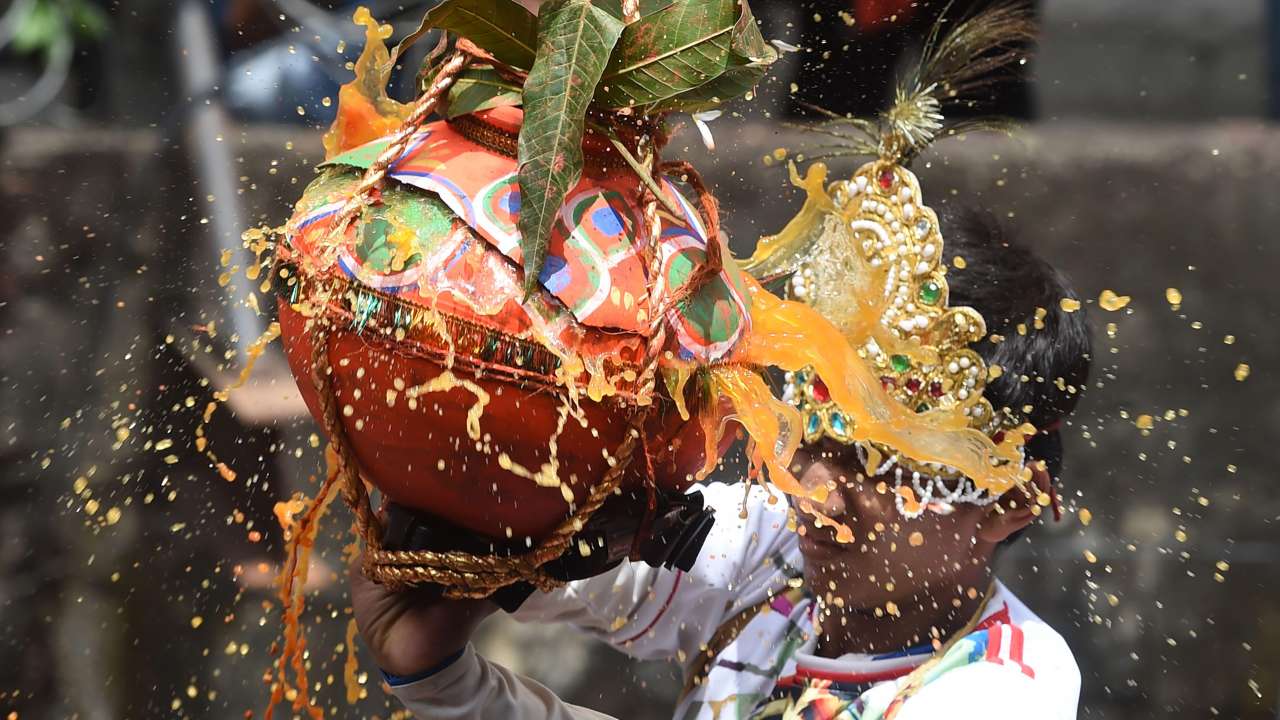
[
  {"xmin": 776, "ymin": 161, "xmax": 1021, "ymax": 476},
  {"xmin": 746, "ymin": 3, "xmax": 1035, "ymax": 515}
]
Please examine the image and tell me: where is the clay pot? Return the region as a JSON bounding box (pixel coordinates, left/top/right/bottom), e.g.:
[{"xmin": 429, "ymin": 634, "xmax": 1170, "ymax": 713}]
[{"xmin": 276, "ymin": 109, "xmax": 738, "ymax": 541}]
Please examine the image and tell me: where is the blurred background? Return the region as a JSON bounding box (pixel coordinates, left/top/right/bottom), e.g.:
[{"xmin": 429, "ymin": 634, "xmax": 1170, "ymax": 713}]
[{"xmin": 1, "ymin": 0, "xmax": 1278, "ymax": 718}]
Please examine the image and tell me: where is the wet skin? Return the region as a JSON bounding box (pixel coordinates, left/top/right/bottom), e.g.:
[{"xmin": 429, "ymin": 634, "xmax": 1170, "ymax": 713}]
[{"xmin": 788, "ymin": 438, "xmax": 1047, "ymax": 657}]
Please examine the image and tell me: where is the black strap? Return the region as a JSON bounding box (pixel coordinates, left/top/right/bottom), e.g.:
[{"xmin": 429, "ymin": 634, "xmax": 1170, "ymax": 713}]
[{"xmin": 379, "ymin": 487, "xmax": 717, "ymax": 612}]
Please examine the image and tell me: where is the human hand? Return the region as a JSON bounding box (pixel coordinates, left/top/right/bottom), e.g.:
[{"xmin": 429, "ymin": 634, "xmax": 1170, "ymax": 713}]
[{"xmin": 348, "ymin": 558, "xmax": 497, "ymax": 677}]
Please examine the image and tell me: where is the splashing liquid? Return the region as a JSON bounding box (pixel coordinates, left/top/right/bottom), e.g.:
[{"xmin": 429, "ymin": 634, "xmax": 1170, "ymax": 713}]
[
  {"xmin": 733, "ymin": 277, "xmax": 1024, "ymax": 497},
  {"xmin": 266, "ymin": 446, "xmax": 344, "ymax": 720},
  {"xmin": 212, "ymin": 321, "xmax": 281, "ymax": 403},
  {"xmin": 343, "ymin": 618, "xmax": 363, "ymax": 705},
  {"xmin": 402, "ymin": 368, "xmax": 491, "ymax": 441},
  {"xmin": 322, "ymin": 7, "xmax": 411, "ymax": 160}
]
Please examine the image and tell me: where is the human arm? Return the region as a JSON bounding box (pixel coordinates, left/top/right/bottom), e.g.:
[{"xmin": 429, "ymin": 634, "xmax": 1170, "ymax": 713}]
[{"xmin": 349, "ymin": 561, "xmax": 617, "ymax": 719}]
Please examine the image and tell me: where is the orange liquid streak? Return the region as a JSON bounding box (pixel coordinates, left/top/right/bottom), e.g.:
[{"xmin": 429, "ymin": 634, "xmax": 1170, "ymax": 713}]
[
  {"xmin": 213, "ymin": 321, "xmax": 281, "ymax": 403},
  {"xmin": 733, "ymin": 278, "xmax": 1023, "ymax": 497},
  {"xmin": 322, "ymin": 8, "xmax": 410, "ymax": 159},
  {"xmin": 343, "ymin": 618, "xmax": 362, "ymax": 705},
  {"xmin": 265, "ymin": 446, "xmax": 343, "ymax": 720},
  {"xmin": 709, "ymin": 365, "xmax": 807, "ymax": 499}
]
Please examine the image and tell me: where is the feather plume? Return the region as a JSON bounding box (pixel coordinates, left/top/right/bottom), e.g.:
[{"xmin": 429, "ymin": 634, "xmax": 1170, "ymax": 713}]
[{"xmin": 794, "ymin": 1, "xmax": 1034, "ymax": 165}]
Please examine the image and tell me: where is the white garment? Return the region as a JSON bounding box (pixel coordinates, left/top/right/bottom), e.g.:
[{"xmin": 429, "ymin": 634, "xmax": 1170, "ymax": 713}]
[{"xmin": 389, "ymin": 482, "xmax": 1081, "ymax": 720}]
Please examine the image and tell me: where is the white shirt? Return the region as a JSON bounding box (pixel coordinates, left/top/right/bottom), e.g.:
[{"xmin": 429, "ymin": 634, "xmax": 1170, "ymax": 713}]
[{"xmin": 388, "ymin": 482, "xmax": 1081, "ymax": 719}]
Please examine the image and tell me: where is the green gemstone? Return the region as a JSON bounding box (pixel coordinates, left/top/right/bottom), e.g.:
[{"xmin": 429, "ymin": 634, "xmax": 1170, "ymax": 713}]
[
  {"xmin": 890, "ymin": 354, "xmax": 911, "ymax": 373},
  {"xmin": 919, "ymin": 280, "xmax": 942, "ymax": 305},
  {"xmin": 915, "ymin": 402, "xmax": 930, "ymax": 413}
]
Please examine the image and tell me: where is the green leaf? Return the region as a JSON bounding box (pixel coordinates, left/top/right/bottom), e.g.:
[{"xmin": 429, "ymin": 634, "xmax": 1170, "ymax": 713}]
[
  {"xmin": 727, "ymin": 0, "xmax": 771, "ymax": 59},
  {"xmin": 516, "ymin": 0, "xmax": 624, "ymax": 295},
  {"xmin": 593, "ymin": 0, "xmax": 738, "ymax": 110},
  {"xmin": 650, "ymin": 2, "xmax": 776, "ymax": 112},
  {"xmin": 445, "ymin": 66, "xmax": 523, "ymax": 118},
  {"xmin": 398, "ymin": 0, "xmax": 540, "ymax": 70}
]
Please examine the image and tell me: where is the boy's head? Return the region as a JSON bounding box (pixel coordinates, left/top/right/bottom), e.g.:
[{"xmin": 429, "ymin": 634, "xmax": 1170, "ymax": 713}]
[{"xmin": 791, "ymin": 207, "xmax": 1092, "ymax": 610}]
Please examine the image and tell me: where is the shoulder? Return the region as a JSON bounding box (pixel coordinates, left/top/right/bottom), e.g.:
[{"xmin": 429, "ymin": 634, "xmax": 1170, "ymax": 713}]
[
  {"xmin": 986, "ymin": 581, "xmax": 1080, "ymax": 696},
  {"xmin": 887, "ymin": 582, "xmax": 1081, "ymax": 720}
]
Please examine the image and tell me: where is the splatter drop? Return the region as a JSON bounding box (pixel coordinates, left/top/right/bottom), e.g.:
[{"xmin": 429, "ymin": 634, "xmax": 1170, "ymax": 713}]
[{"xmin": 1098, "ymin": 290, "xmax": 1130, "ymax": 311}]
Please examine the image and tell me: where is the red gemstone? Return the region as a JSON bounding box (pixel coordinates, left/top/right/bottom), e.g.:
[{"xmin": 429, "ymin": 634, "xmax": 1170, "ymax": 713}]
[
  {"xmin": 880, "ymin": 375, "xmax": 896, "ymax": 390},
  {"xmin": 905, "ymin": 378, "xmax": 922, "ymax": 393},
  {"xmin": 878, "ymin": 168, "xmax": 895, "ymax": 191},
  {"xmin": 928, "ymin": 381, "xmax": 944, "ymax": 398},
  {"xmin": 812, "ymin": 378, "xmax": 831, "ymax": 403},
  {"xmin": 992, "ymin": 431, "xmax": 1007, "ymax": 445}
]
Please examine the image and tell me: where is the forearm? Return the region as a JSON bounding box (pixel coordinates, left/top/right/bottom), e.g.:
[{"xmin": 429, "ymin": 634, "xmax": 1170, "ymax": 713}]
[{"xmin": 389, "ymin": 644, "xmax": 617, "ymax": 720}]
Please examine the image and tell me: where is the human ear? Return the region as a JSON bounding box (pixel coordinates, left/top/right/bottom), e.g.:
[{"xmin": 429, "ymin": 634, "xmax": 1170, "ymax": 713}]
[{"xmin": 975, "ymin": 464, "xmax": 1052, "ymax": 544}]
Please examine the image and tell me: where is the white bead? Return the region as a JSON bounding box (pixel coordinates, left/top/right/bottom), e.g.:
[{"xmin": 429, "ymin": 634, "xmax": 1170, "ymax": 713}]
[
  {"xmin": 903, "ymin": 203, "xmax": 916, "ymax": 219},
  {"xmin": 947, "ymin": 362, "xmax": 959, "ymax": 374},
  {"xmin": 959, "ymin": 357, "xmax": 972, "ymax": 369},
  {"xmin": 922, "ymin": 244, "xmax": 935, "ymax": 258}
]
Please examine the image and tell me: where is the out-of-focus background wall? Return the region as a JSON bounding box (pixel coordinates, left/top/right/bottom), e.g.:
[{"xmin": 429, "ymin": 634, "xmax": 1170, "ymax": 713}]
[{"xmin": 1, "ymin": 0, "xmax": 1278, "ymax": 718}]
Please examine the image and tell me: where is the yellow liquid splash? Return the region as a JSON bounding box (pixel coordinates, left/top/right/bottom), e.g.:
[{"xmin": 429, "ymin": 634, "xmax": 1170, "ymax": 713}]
[
  {"xmin": 322, "ymin": 7, "xmax": 411, "ymax": 159},
  {"xmin": 733, "ymin": 277, "xmax": 1024, "ymax": 497}
]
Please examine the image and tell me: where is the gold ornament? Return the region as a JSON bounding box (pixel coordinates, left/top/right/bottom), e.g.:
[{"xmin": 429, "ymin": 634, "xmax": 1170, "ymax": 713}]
[{"xmin": 745, "ymin": 2, "xmax": 1036, "ymax": 504}]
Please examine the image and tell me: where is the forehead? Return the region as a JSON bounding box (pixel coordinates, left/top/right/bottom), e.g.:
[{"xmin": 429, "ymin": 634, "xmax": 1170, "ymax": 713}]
[{"xmin": 796, "ymin": 440, "xmax": 868, "ymax": 475}]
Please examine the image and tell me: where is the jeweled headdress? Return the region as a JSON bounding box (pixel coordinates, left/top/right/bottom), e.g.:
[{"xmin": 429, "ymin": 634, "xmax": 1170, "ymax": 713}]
[{"xmin": 744, "ymin": 3, "xmax": 1035, "ymax": 518}]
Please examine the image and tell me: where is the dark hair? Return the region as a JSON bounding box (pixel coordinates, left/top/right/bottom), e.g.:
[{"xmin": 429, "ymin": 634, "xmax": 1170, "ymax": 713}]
[{"xmin": 940, "ymin": 207, "xmax": 1092, "ymax": 484}]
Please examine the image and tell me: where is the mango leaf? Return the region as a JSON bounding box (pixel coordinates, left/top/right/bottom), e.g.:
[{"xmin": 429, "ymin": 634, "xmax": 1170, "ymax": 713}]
[
  {"xmin": 445, "ymin": 66, "xmax": 523, "ymax": 118},
  {"xmin": 397, "ymin": 0, "xmax": 540, "ymax": 70},
  {"xmin": 651, "ymin": 60, "xmax": 763, "ymax": 112},
  {"xmin": 593, "ymin": 0, "xmax": 739, "ymax": 111},
  {"xmin": 517, "ymin": 0, "xmax": 625, "ymax": 295},
  {"xmin": 727, "ymin": 0, "xmax": 771, "ymax": 59},
  {"xmin": 650, "ymin": 1, "xmax": 777, "ymax": 112}
]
